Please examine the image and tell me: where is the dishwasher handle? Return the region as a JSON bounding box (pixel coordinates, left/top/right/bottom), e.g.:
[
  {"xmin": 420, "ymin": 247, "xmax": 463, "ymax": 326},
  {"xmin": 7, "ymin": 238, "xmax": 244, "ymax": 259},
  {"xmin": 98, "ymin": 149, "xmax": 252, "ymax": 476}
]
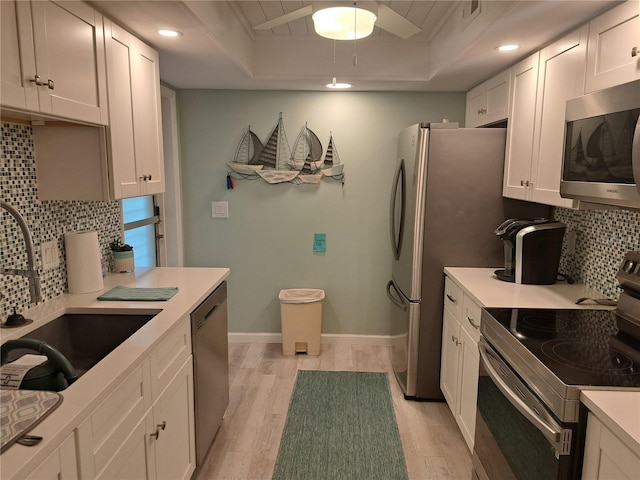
[{"xmin": 191, "ymin": 282, "xmax": 227, "ymax": 331}]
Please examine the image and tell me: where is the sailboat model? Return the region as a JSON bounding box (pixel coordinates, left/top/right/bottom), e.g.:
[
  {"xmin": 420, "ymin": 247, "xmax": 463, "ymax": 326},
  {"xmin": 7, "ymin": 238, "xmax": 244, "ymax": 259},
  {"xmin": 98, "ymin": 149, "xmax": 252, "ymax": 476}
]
[
  {"xmin": 256, "ymin": 113, "xmax": 299, "ymax": 184},
  {"xmin": 321, "ymin": 133, "xmax": 344, "ymax": 178},
  {"xmin": 227, "ymin": 126, "xmax": 264, "ymax": 174}
]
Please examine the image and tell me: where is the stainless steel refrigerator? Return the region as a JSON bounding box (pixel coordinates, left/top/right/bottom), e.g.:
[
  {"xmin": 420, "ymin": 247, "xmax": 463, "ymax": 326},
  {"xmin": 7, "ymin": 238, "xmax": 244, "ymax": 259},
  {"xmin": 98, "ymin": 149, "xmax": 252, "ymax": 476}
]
[{"xmin": 386, "ymin": 122, "xmax": 548, "ymax": 399}]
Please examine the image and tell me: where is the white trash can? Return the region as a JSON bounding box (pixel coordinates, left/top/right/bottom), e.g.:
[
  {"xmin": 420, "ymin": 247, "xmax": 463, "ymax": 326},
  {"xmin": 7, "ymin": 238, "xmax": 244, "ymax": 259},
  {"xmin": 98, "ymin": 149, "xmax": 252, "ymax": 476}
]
[{"xmin": 279, "ymin": 289, "xmax": 325, "ymax": 356}]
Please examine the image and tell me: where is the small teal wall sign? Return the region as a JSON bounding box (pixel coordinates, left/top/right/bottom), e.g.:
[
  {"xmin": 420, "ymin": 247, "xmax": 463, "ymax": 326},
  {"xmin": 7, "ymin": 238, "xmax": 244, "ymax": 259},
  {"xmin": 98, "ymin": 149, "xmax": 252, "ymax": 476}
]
[{"xmin": 313, "ymin": 233, "xmax": 326, "ymax": 253}]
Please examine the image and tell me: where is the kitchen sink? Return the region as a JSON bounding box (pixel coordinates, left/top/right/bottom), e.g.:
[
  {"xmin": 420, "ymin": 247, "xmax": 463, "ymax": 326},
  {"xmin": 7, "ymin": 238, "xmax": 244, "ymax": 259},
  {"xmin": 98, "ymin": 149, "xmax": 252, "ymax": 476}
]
[{"xmin": 3, "ymin": 312, "xmax": 159, "ymax": 378}]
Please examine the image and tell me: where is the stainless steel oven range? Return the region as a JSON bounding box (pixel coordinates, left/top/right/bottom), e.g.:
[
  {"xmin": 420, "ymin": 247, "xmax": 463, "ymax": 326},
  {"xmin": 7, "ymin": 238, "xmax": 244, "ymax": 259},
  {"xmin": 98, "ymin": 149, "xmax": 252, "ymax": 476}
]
[{"xmin": 473, "ymin": 251, "xmax": 640, "ymax": 480}]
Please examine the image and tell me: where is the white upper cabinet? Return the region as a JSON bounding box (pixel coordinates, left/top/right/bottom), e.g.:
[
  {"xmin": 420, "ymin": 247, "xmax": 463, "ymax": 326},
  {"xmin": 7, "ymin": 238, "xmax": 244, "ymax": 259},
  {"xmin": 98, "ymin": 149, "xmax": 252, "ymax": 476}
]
[
  {"xmin": 1, "ymin": 1, "xmax": 108, "ymax": 125},
  {"xmin": 465, "ymin": 70, "xmax": 510, "ymax": 127},
  {"xmin": 503, "ymin": 53, "xmax": 540, "ymax": 201},
  {"xmin": 503, "ymin": 27, "xmax": 588, "ymax": 208},
  {"xmin": 585, "ymin": 0, "xmax": 640, "ymax": 93},
  {"xmin": 34, "ymin": 19, "xmax": 165, "ymax": 201},
  {"xmin": 530, "ymin": 26, "xmax": 588, "ymax": 208},
  {"xmin": 1, "ymin": 1, "xmax": 38, "ymax": 112},
  {"xmin": 105, "ymin": 21, "xmax": 165, "ymax": 199}
]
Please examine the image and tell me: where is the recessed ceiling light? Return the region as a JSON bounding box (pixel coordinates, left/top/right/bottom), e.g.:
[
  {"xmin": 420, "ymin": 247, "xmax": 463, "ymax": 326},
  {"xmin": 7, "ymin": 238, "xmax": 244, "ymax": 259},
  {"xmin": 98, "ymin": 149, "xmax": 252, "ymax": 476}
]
[
  {"xmin": 326, "ymin": 77, "xmax": 352, "ymax": 89},
  {"xmin": 496, "ymin": 44, "xmax": 519, "ymax": 52},
  {"xmin": 157, "ymin": 29, "xmax": 183, "ymax": 37}
]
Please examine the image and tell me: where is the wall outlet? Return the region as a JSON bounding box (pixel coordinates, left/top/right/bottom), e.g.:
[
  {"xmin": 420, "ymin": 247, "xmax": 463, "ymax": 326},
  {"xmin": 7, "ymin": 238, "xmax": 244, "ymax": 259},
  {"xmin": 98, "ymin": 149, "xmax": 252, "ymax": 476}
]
[
  {"xmin": 212, "ymin": 201, "xmax": 229, "ymax": 218},
  {"xmin": 40, "ymin": 240, "xmax": 60, "ymax": 269}
]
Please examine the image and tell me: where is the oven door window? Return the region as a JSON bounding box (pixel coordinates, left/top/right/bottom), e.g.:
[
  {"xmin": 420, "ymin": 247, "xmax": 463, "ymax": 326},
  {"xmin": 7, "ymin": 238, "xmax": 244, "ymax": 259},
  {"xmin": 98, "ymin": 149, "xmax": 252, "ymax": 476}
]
[{"xmin": 474, "ymin": 342, "xmax": 579, "ymax": 480}]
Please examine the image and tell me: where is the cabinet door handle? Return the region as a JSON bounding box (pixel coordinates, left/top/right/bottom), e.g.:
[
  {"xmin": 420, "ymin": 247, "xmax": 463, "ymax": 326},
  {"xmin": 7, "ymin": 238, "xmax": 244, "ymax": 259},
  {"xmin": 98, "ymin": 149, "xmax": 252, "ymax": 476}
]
[
  {"xmin": 632, "ymin": 46, "xmax": 638, "ymax": 57},
  {"xmin": 451, "ymin": 335, "xmax": 461, "ymax": 346},
  {"xmin": 30, "ymin": 75, "xmax": 54, "ymax": 90},
  {"xmin": 150, "ymin": 421, "xmax": 167, "ymax": 439},
  {"xmin": 446, "ymin": 293, "xmax": 457, "ymax": 304},
  {"xmin": 467, "ymin": 315, "xmax": 480, "ymax": 330}
]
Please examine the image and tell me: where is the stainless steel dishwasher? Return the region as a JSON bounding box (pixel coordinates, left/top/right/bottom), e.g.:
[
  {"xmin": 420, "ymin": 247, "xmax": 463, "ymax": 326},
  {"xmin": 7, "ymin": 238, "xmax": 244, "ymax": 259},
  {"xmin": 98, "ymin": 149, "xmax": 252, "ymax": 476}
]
[{"xmin": 191, "ymin": 281, "xmax": 229, "ymax": 466}]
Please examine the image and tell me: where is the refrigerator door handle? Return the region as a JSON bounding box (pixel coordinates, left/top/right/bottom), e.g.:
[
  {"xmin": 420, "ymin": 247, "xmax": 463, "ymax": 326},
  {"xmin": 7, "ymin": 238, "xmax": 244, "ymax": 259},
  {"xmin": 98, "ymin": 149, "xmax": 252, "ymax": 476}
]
[
  {"xmin": 390, "ymin": 159, "xmax": 406, "ymax": 261},
  {"xmin": 386, "ymin": 280, "xmax": 407, "ymax": 311}
]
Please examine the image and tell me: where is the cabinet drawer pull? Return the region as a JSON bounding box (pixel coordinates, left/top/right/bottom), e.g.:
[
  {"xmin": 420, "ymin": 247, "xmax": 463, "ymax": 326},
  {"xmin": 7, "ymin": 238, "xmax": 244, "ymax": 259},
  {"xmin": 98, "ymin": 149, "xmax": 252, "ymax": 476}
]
[
  {"xmin": 150, "ymin": 421, "xmax": 167, "ymax": 439},
  {"xmin": 632, "ymin": 46, "xmax": 638, "ymax": 57},
  {"xmin": 467, "ymin": 315, "xmax": 480, "ymax": 330},
  {"xmin": 446, "ymin": 293, "xmax": 457, "ymax": 304}
]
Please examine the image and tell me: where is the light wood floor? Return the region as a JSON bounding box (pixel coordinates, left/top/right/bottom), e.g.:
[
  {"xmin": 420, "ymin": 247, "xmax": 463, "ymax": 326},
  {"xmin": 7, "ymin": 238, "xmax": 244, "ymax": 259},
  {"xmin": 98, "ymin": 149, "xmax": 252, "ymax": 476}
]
[{"xmin": 194, "ymin": 343, "xmax": 473, "ymax": 480}]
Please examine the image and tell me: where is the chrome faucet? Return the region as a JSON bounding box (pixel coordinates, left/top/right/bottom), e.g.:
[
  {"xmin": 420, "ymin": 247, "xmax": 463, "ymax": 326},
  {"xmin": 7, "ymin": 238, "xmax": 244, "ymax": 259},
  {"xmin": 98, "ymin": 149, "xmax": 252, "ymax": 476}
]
[{"xmin": 1, "ymin": 201, "xmax": 42, "ymax": 304}]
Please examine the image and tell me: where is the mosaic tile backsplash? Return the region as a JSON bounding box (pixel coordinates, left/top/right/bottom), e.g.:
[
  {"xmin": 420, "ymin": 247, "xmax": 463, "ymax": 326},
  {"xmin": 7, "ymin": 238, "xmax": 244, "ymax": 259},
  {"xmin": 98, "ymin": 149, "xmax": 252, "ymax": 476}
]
[
  {"xmin": 1, "ymin": 122, "xmax": 121, "ymax": 319},
  {"xmin": 554, "ymin": 207, "xmax": 640, "ymax": 299}
]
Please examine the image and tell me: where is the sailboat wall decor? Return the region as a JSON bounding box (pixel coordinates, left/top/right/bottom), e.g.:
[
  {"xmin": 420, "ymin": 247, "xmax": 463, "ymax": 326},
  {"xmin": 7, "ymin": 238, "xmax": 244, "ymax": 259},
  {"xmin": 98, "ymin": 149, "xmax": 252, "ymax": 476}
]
[
  {"xmin": 290, "ymin": 123, "xmax": 323, "ymax": 184},
  {"xmin": 226, "ymin": 114, "xmax": 345, "ymax": 186},
  {"xmin": 321, "ymin": 133, "xmax": 345, "ymax": 180},
  {"xmin": 226, "ymin": 127, "xmax": 264, "ymax": 175},
  {"xmin": 255, "ymin": 113, "xmax": 300, "ymax": 184}
]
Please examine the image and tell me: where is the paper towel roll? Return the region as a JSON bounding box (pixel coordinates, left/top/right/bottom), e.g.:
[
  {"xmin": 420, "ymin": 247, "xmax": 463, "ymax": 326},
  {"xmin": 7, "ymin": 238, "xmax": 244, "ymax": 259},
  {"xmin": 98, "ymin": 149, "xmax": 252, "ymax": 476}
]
[{"xmin": 65, "ymin": 231, "xmax": 104, "ymax": 294}]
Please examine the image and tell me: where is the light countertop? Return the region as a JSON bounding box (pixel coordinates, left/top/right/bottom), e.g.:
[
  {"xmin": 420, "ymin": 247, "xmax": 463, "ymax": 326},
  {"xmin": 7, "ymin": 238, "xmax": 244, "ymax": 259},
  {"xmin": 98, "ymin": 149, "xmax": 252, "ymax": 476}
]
[
  {"xmin": 581, "ymin": 390, "xmax": 640, "ymax": 456},
  {"xmin": 444, "ymin": 267, "xmax": 639, "ymax": 455},
  {"xmin": 1, "ymin": 267, "xmax": 229, "ymax": 478},
  {"xmin": 443, "ymin": 267, "xmax": 613, "ymax": 309}
]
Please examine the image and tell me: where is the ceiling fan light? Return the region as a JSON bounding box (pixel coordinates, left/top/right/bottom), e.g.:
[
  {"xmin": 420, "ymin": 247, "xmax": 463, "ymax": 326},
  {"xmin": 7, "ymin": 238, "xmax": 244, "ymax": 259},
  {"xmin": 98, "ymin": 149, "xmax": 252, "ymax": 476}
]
[{"xmin": 312, "ymin": 7, "xmax": 377, "ymax": 40}]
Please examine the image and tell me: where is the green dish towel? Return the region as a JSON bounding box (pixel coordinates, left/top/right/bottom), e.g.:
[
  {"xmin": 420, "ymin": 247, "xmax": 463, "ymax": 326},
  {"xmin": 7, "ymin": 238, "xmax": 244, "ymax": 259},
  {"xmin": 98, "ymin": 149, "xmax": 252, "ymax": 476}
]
[{"xmin": 97, "ymin": 286, "xmax": 178, "ymax": 301}]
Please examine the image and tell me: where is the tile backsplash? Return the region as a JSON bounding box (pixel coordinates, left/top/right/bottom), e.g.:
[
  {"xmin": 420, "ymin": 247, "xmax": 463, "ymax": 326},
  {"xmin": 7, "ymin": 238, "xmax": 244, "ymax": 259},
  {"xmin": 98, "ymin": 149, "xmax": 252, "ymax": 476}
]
[
  {"xmin": 1, "ymin": 122, "xmax": 121, "ymax": 318},
  {"xmin": 554, "ymin": 207, "xmax": 640, "ymax": 299}
]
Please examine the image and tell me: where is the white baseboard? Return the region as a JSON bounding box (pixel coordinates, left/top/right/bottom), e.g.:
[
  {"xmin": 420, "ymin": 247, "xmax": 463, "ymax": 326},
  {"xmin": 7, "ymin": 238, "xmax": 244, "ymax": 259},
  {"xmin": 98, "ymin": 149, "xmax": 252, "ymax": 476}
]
[{"xmin": 228, "ymin": 332, "xmax": 395, "ymax": 346}]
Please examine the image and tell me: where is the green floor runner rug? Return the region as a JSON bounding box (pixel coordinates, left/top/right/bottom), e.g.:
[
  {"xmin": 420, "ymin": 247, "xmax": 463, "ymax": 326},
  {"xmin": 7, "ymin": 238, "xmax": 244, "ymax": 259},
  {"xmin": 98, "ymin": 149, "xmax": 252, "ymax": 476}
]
[{"xmin": 272, "ymin": 370, "xmax": 409, "ymax": 480}]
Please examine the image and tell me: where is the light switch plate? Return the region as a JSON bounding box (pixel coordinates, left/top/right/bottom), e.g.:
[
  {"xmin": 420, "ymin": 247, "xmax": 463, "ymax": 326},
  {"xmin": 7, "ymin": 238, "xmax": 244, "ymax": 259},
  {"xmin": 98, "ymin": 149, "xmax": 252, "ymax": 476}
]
[
  {"xmin": 40, "ymin": 240, "xmax": 60, "ymax": 269},
  {"xmin": 212, "ymin": 201, "xmax": 229, "ymax": 218}
]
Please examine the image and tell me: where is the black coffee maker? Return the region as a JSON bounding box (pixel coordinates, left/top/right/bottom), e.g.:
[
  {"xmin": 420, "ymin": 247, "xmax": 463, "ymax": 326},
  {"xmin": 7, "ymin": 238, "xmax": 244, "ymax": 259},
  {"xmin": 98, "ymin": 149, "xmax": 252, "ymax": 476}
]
[{"xmin": 494, "ymin": 218, "xmax": 566, "ymax": 285}]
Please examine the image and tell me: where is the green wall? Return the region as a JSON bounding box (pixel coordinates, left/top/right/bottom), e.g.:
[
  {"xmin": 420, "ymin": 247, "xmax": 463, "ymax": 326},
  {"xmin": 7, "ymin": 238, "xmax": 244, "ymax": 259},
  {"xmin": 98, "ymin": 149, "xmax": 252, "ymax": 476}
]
[{"xmin": 177, "ymin": 90, "xmax": 466, "ymax": 335}]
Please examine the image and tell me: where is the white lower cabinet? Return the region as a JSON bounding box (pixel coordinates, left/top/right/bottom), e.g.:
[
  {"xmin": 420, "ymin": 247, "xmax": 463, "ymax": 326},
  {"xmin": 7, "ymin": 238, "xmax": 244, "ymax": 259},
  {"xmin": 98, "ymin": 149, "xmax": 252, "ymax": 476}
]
[
  {"xmin": 76, "ymin": 317, "xmax": 195, "ymax": 480},
  {"xmin": 26, "ymin": 433, "xmax": 78, "ymax": 480},
  {"xmin": 152, "ymin": 358, "xmax": 195, "ymax": 480},
  {"xmin": 440, "ymin": 276, "xmax": 482, "ymax": 451},
  {"xmin": 582, "ymin": 413, "xmax": 640, "ymax": 480}
]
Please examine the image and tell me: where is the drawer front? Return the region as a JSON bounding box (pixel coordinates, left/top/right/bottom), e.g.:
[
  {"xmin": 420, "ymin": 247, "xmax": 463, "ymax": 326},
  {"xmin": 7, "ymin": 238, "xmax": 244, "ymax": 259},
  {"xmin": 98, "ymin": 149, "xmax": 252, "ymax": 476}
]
[
  {"xmin": 444, "ymin": 277, "xmax": 463, "ymax": 319},
  {"xmin": 462, "ymin": 295, "xmax": 482, "ymax": 343},
  {"xmin": 150, "ymin": 316, "xmax": 192, "ymax": 400}
]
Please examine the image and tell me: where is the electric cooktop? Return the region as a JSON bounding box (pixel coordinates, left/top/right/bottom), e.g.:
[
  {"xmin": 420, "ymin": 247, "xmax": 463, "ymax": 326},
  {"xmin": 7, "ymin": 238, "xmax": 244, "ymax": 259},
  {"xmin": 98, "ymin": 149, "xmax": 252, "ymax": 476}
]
[{"xmin": 483, "ymin": 307, "xmax": 640, "ymax": 389}]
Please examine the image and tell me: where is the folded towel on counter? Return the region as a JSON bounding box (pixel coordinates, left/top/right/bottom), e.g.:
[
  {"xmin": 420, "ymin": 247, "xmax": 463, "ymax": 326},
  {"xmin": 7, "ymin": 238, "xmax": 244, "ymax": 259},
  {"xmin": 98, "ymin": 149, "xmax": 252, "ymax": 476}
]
[{"xmin": 97, "ymin": 286, "xmax": 178, "ymax": 301}]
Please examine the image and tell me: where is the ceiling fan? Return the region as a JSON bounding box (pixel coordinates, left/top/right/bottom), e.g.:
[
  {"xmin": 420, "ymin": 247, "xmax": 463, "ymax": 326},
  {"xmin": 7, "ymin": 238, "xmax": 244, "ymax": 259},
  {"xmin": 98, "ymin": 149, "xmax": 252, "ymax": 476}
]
[{"xmin": 252, "ymin": 2, "xmax": 422, "ymax": 40}]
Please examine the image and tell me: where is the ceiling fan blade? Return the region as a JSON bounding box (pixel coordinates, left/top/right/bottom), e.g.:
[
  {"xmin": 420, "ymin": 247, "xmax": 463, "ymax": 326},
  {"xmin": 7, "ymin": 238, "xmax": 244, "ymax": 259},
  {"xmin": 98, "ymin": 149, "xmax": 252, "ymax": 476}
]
[
  {"xmin": 252, "ymin": 5, "xmax": 313, "ymax": 30},
  {"xmin": 375, "ymin": 4, "xmax": 422, "ymax": 39}
]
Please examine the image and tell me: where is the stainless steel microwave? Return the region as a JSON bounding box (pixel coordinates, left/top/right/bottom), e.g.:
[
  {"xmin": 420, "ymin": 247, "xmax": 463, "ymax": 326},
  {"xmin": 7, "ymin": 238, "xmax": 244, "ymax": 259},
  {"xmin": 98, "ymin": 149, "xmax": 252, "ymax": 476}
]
[{"xmin": 560, "ymin": 79, "xmax": 640, "ymax": 209}]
